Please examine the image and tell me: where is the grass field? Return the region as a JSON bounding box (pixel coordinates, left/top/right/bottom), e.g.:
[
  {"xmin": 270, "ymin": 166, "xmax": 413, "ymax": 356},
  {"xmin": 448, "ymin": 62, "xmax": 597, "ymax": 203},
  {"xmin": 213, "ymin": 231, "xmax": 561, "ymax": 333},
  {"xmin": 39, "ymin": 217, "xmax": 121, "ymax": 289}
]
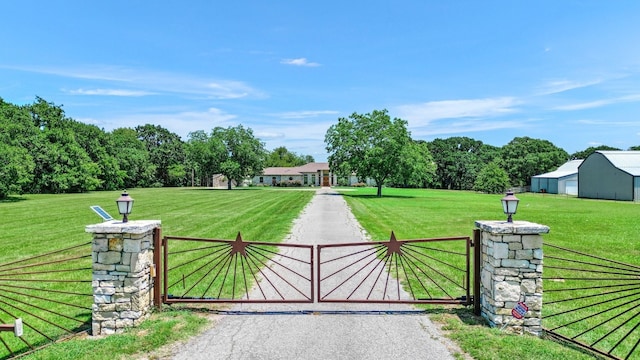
[
  {"xmin": 1, "ymin": 186, "xmax": 638, "ymax": 359},
  {"xmin": 0, "ymin": 187, "xmax": 314, "ymax": 359}
]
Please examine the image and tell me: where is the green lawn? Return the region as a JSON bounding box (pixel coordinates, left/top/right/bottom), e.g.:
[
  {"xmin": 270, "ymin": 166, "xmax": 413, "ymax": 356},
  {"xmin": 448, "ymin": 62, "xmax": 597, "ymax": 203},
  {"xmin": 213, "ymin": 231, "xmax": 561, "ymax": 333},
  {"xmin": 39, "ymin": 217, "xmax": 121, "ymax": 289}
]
[
  {"xmin": 339, "ymin": 187, "xmax": 640, "ymax": 360},
  {"xmin": 0, "ymin": 187, "xmax": 314, "ymax": 359},
  {"xmin": 1, "ymin": 187, "xmax": 638, "ymax": 359}
]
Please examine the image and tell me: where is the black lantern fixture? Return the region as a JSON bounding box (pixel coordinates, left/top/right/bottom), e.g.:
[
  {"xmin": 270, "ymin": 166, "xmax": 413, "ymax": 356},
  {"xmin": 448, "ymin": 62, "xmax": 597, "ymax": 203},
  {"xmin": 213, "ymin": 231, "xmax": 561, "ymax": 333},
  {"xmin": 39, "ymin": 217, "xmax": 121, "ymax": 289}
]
[
  {"xmin": 116, "ymin": 191, "xmax": 134, "ymax": 223},
  {"xmin": 501, "ymin": 191, "xmax": 519, "ymax": 223}
]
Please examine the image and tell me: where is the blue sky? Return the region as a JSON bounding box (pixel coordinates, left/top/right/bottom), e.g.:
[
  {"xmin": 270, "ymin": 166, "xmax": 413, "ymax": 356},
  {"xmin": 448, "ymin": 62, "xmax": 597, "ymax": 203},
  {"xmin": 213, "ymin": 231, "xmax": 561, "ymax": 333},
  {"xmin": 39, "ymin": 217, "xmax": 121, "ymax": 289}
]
[{"xmin": 2, "ymin": 1, "xmax": 640, "ymax": 161}]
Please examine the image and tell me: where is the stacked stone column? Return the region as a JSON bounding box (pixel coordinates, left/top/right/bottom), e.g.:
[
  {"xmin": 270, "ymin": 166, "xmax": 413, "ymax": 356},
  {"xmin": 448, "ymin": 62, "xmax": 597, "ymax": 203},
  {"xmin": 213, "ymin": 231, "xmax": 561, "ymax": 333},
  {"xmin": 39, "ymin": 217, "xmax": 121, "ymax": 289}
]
[
  {"xmin": 475, "ymin": 220, "xmax": 548, "ymax": 336},
  {"xmin": 86, "ymin": 220, "xmax": 160, "ymax": 335}
]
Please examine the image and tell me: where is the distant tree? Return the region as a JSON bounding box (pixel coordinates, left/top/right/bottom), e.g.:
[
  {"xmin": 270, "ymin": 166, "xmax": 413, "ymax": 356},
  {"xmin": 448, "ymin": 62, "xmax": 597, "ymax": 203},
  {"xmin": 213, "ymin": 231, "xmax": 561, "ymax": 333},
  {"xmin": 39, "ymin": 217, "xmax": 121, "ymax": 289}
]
[
  {"xmin": 210, "ymin": 125, "xmax": 267, "ymax": 190},
  {"xmin": 474, "ymin": 161, "xmax": 510, "ymax": 194},
  {"xmin": 265, "ymin": 146, "xmax": 314, "ymax": 167},
  {"xmin": 570, "ymin": 145, "xmax": 621, "ymax": 160},
  {"xmin": 0, "ymin": 98, "xmax": 36, "ymax": 197},
  {"xmin": 111, "ymin": 128, "xmax": 156, "ymax": 188},
  {"xmin": 136, "ymin": 124, "xmax": 186, "ymax": 187},
  {"xmin": 388, "ymin": 140, "xmax": 436, "ymax": 188},
  {"xmin": 325, "ymin": 109, "xmax": 414, "ymax": 197},
  {"xmin": 501, "ymin": 137, "xmax": 568, "ymax": 187},
  {"xmin": 0, "ymin": 143, "xmax": 34, "ymax": 199},
  {"xmin": 185, "ymin": 130, "xmax": 226, "ymax": 186},
  {"xmin": 27, "ymin": 98, "xmax": 101, "ymax": 193},
  {"xmin": 427, "ymin": 137, "xmax": 496, "ymax": 190},
  {"xmin": 630, "ymin": 146, "xmax": 640, "ymax": 151}
]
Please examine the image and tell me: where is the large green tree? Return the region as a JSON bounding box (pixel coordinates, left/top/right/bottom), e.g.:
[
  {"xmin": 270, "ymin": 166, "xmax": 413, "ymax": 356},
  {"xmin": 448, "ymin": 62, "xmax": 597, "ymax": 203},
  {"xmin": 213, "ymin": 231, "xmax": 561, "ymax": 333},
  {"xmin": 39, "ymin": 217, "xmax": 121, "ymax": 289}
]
[
  {"xmin": 111, "ymin": 128, "xmax": 156, "ymax": 188},
  {"xmin": 502, "ymin": 137, "xmax": 568, "ymax": 187},
  {"xmin": 570, "ymin": 145, "xmax": 621, "ymax": 160},
  {"xmin": 427, "ymin": 137, "xmax": 499, "ymax": 190},
  {"xmin": 210, "ymin": 125, "xmax": 267, "ymax": 190},
  {"xmin": 265, "ymin": 146, "xmax": 314, "ymax": 167},
  {"xmin": 27, "ymin": 98, "xmax": 101, "ymax": 193},
  {"xmin": 136, "ymin": 124, "xmax": 186, "ymax": 187},
  {"xmin": 325, "ymin": 109, "xmax": 418, "ymax": 197},
  {"xmin": 473, "ymin": 161, "xmax": 510, "ymax": 194},
  {"xmin": 0, "ymin": 99, "xmax": 36, "ymax": 198}
]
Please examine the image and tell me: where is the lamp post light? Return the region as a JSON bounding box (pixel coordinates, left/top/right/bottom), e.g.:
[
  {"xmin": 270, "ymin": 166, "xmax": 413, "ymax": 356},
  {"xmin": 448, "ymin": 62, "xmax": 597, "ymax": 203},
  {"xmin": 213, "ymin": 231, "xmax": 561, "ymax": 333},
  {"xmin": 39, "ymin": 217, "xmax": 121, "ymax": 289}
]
[
  {"xmin": 116, "ymin": 191, "xmax": 134, "ymax": 223},
  {"xmin": 501, "ymin": 191, "xmax": 519, "ymax": 223}
]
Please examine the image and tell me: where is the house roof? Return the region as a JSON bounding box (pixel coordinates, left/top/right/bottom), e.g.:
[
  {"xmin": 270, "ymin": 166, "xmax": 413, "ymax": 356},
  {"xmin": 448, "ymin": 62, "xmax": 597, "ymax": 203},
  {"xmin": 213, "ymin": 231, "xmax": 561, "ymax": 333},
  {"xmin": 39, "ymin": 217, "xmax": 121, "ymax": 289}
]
[
  {"xmin": 262, "ymin": 162, "xmax": 330, "ymax": 176},
  {"xmin": 533, "ymin": 159, "xmax": 583, "ymax": 179},
  {"xmin": 595, "ymin": 151, "xmax": 640, "ymax": 176}
]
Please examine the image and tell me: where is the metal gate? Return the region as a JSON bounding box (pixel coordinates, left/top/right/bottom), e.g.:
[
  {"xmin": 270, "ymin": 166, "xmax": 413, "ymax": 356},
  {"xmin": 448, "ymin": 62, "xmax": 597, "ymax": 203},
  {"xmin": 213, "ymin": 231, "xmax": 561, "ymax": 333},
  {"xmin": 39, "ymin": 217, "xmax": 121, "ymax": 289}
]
[
  {"xmin": 317, "ymin": 233, "xmax": 473, "ymax": 305},
  {"xmin": 158, "ymin": 232, "xmax": 477, "ymax": 307},
  {"xmin": 543, "ymin": 243, "xmax": 640, "ymax": 360}
]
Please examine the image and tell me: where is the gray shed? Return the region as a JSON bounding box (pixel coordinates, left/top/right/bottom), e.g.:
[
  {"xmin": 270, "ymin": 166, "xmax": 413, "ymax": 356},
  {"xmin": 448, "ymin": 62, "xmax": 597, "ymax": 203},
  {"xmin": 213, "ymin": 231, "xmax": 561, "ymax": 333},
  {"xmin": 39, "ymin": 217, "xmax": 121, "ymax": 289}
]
[
  {"xmin": 578, "ymin": 151, "xmax": 640, "ymax": 201},
  {"xmin": 531, "ymin": 160, "xmax": 582, "ymax": 195}
]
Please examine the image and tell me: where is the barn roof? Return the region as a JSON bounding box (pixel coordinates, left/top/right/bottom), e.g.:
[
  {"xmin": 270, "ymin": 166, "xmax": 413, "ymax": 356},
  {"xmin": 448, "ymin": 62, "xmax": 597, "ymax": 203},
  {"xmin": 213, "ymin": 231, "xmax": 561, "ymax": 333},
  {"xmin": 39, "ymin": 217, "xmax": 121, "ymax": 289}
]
[
  {"xmin": 532, "ymin": 160, "xmax": 582, "ymax": 179},
  {"xmin": 596, "ymin": 151, "xmax": 640, "ymax": 176}
]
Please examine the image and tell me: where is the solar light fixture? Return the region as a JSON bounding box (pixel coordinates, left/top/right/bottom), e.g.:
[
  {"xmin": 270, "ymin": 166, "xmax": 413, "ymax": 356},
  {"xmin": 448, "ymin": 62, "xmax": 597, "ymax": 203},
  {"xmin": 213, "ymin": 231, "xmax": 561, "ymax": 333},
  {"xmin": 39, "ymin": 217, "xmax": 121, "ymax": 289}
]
[
  {"xmin": 501, "ymin": 191, "xmax": 519, "ymax": 223},
  {"xmin": 116, "ymin": 190, "xmax": 134, "ymax": 223}
]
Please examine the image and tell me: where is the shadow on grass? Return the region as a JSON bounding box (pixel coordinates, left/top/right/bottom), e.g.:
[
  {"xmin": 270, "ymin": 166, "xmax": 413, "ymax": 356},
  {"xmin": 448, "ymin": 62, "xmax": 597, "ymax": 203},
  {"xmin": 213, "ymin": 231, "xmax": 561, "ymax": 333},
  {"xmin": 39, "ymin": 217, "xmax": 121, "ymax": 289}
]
[
  {"xmin": 339, "ymin": 193, "xmax": 417, "ymax": 199},
  {"xmin": 0, "ymin": 195, "xmax": 28, "ymax": 203}
]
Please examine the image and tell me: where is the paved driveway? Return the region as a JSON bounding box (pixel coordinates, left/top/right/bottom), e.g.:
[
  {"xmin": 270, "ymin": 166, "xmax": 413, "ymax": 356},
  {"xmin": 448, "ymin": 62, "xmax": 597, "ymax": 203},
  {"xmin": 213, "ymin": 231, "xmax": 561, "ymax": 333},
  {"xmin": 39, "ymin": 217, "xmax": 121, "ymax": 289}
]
[{"xmin": 170, "ymin": 188, "xmax": 462, "ymax": 359}]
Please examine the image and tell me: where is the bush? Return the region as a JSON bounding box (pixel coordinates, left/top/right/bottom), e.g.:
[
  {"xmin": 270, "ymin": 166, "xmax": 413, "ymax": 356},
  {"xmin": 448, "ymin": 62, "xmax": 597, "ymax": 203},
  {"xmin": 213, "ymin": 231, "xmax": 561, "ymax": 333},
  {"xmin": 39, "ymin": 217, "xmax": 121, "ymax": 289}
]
[{"xmin": 352, "ymin": 182, "xmax": 367, "ymax": 187}]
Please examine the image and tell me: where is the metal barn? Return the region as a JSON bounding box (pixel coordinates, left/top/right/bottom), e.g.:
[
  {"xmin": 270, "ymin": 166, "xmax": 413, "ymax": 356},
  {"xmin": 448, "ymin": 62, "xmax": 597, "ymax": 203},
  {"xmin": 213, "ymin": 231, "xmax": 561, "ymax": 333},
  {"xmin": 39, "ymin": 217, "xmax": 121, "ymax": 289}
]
[
  {"xmin": 531, "ymin": 160, "xmax": 582, "ymax": 195},
  {"xmin": 578, "ymin": 151, "xmax": 640, "ymax": 201}
]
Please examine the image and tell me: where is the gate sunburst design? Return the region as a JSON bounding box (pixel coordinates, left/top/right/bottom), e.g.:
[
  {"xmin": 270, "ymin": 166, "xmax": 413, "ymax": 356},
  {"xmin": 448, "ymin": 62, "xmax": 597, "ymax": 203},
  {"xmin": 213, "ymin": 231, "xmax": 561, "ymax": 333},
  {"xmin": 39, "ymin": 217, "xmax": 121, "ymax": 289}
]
[
  {"xmin": 317, "ymin": 232, "xmax": 472, "ymax": 304},
  {"xmin": 163, "ymin": 234, "xmax": 314, "ymax": 304}
]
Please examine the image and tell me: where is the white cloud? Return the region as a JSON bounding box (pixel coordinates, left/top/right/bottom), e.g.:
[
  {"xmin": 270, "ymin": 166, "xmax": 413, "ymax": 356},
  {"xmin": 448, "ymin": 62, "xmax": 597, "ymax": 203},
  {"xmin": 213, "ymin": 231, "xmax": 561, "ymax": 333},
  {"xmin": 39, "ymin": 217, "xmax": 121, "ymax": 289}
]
[
  {"xmin": 410, "ymin": 119, "xmax": 529, "ymax": 138},
  {"xmin": 4, "ymin": 64, "xmax": 262, "ymax": 100},
  {"xmin": 83, "ymin": 107, "xmax": 238, "ymax": 139},
  {"xmin": 536, "ymin": 79, "xmax": 602, "ymax": 95},
  {"xmin": 65, "ymin": 88, "xmax": 154, "ymax": 96},
  {"xmin": 270, "ymin": 110, "xmax": 339, "ymax": 119},
  {"xmin": 396, "ymin": 97, "xmax": 520, "ymax": 127},
  {"xmin": 554, "ymin": 94, "xmax": 640, "ymax": 111},
  {"xmin": 575, "ymin": 119, "xmax": 640, "ymax": 126},
  {"xmin": 280, "ymin": 58, "xmax": 321, "ymax": 67}
]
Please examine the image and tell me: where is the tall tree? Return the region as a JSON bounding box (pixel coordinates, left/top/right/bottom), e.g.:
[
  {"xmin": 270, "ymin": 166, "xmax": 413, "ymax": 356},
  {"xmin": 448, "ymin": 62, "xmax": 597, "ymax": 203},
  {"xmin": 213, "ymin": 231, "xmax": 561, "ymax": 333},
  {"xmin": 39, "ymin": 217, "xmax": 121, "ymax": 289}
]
[
  {"xmin": 0, "ymin": 98, "xmax": 36, "ymax": 197},
  {"xmin": 111, "ymin": 128, "xmax": 156, "ymax": 188},
  {"xmin": 265, "ymin": 146, "xmax": 314, "ymax": 167},
  {"xmin": 474, "ymin": 161, "xmax": 510, "ymax": 194},
  {"xmin": 325, "ymin": 109, "xmax": 414, "ymax": 197},
  {"xmin": 388, "ymin": 140, "xmax": 436, "ymax": 188},
  {"xmin": 27, "ymin": 98, "xmax": 101, "ymax": 193},
  {"xmin": 427, "ymin": 137, "xmax": 495, "ymax": 190},
  {"xmin": 135, "ymin": 124, "xmax": 186, "ymax": 187},
  {"xmin": 502, "ymin": 137, "xmax": 568, "ymax": 187},
  {"xmin": 210, "ymin": 125, "xmax": 267, "ymax": 190},
  {"xmin": 570, "ymin": 145, "xmax": 621, "ymax": 159}
]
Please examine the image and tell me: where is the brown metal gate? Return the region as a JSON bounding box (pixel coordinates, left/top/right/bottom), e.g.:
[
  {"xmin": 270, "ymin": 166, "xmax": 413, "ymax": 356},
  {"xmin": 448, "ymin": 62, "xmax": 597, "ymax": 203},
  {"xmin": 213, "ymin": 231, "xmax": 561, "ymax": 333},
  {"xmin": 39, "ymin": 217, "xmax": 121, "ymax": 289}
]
[
  {"xmin": 543, "ymin": 242, "xmax": 640, "ymax": 360},
  {"xmin": 317, "ymin": 233, "xmax": 473, "ymax": 305},
  {"xmin": 157, "ymin": 231, "xmax": 478, "ymax": 308}
]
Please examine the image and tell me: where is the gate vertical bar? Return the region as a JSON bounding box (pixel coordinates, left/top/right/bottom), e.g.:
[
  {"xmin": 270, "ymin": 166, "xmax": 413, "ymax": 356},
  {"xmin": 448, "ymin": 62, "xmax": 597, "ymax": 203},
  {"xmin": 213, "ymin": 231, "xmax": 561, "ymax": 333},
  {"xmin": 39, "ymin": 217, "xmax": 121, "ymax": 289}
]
[
  {"xmin": 163, "ymin": 236, "xmax": 169, "ymax": 304},
  {"xmin": 310, "ymin": 246, "xmax": 315, "ymax": 302},
  {"xmin": 153, "ymin": 227, "xmax": 162, "ymax": 310},
  {"xmin": 465, "ymin": 236, "xmax": 471, "ymax": 306},
  {"xmin": 473, "ymin": 229, "xmax": 481, "ymax": 316}
]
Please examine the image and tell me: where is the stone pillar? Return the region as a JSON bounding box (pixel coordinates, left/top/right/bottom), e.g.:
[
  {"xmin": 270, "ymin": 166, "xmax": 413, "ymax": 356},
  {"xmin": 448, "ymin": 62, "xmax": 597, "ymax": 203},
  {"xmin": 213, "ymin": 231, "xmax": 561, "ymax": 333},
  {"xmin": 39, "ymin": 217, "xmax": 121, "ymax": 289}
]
[
  {"xmin": 475, "ymin": 220, "xmax": 548, "ymax": 336},
  {"xmin": 86, "ymin": 220, "xmax": 161, "ymax": 335}
]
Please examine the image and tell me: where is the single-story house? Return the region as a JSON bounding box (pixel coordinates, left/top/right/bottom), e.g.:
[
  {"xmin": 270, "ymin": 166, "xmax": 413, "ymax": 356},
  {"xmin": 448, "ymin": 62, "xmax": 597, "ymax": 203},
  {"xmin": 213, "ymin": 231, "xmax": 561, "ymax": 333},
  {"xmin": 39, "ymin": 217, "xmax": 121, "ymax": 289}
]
[
  {"xmin": 578, "ymin": 150, "xmax": 640, "ymax": 201},
  {"xmin": 530, "ymin": 160, "xmax": 582, "ymax": 195},
  {"xmin": 253, "ymin": 162, "xmax": 337, "ymax": 187}
]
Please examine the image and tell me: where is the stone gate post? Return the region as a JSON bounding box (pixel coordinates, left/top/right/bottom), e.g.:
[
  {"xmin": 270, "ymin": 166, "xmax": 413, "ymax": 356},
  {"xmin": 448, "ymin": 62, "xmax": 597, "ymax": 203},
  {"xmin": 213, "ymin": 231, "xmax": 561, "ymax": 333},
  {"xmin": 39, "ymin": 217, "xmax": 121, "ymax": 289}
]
[
  {"xmin": 86, "ymin": 220, "xmax": 161, "ymax": 335},
  {"xmin": 475, "ymin": 220, "xmax": 548, "ymax": 336}
]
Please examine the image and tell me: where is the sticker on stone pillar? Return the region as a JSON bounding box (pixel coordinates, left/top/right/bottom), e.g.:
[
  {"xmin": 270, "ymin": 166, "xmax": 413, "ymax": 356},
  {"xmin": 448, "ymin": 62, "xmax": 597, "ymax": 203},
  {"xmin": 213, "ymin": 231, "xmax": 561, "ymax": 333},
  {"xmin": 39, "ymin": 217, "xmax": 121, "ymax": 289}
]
[{"xmin": 511, "ymin": 302, "xmax": 528, "ymax": 319}]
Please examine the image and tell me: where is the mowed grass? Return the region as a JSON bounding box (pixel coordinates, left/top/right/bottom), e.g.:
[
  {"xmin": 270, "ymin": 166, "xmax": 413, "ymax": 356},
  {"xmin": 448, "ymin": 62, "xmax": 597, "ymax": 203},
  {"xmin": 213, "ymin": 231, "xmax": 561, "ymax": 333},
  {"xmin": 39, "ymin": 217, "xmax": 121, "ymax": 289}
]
[
  {"xmin": 0, "ymin": 187, "xmax": 314, "ymax": 359},
  {"xmin": 2, "ymin": 186, "xmax": 639, "ymax": 359},
  {"xmin": 340, "ymin": 187, "xmax": 640, "ymax": 264},
  {"xmin": 339, "ymin": 187, "xmax": 640, "ymax": 360},
  {"xmin": 0, "ymin": 187, "xmax": 315, "ymax": 262}
]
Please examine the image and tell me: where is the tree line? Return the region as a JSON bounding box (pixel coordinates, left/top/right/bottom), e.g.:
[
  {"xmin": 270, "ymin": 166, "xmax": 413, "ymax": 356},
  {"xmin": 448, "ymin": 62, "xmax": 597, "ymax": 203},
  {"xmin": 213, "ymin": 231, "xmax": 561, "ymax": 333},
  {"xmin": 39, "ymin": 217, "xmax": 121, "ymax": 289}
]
[{"xmin": 1, "ymin": 97, "xmax": 637, "ymax": 199}]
